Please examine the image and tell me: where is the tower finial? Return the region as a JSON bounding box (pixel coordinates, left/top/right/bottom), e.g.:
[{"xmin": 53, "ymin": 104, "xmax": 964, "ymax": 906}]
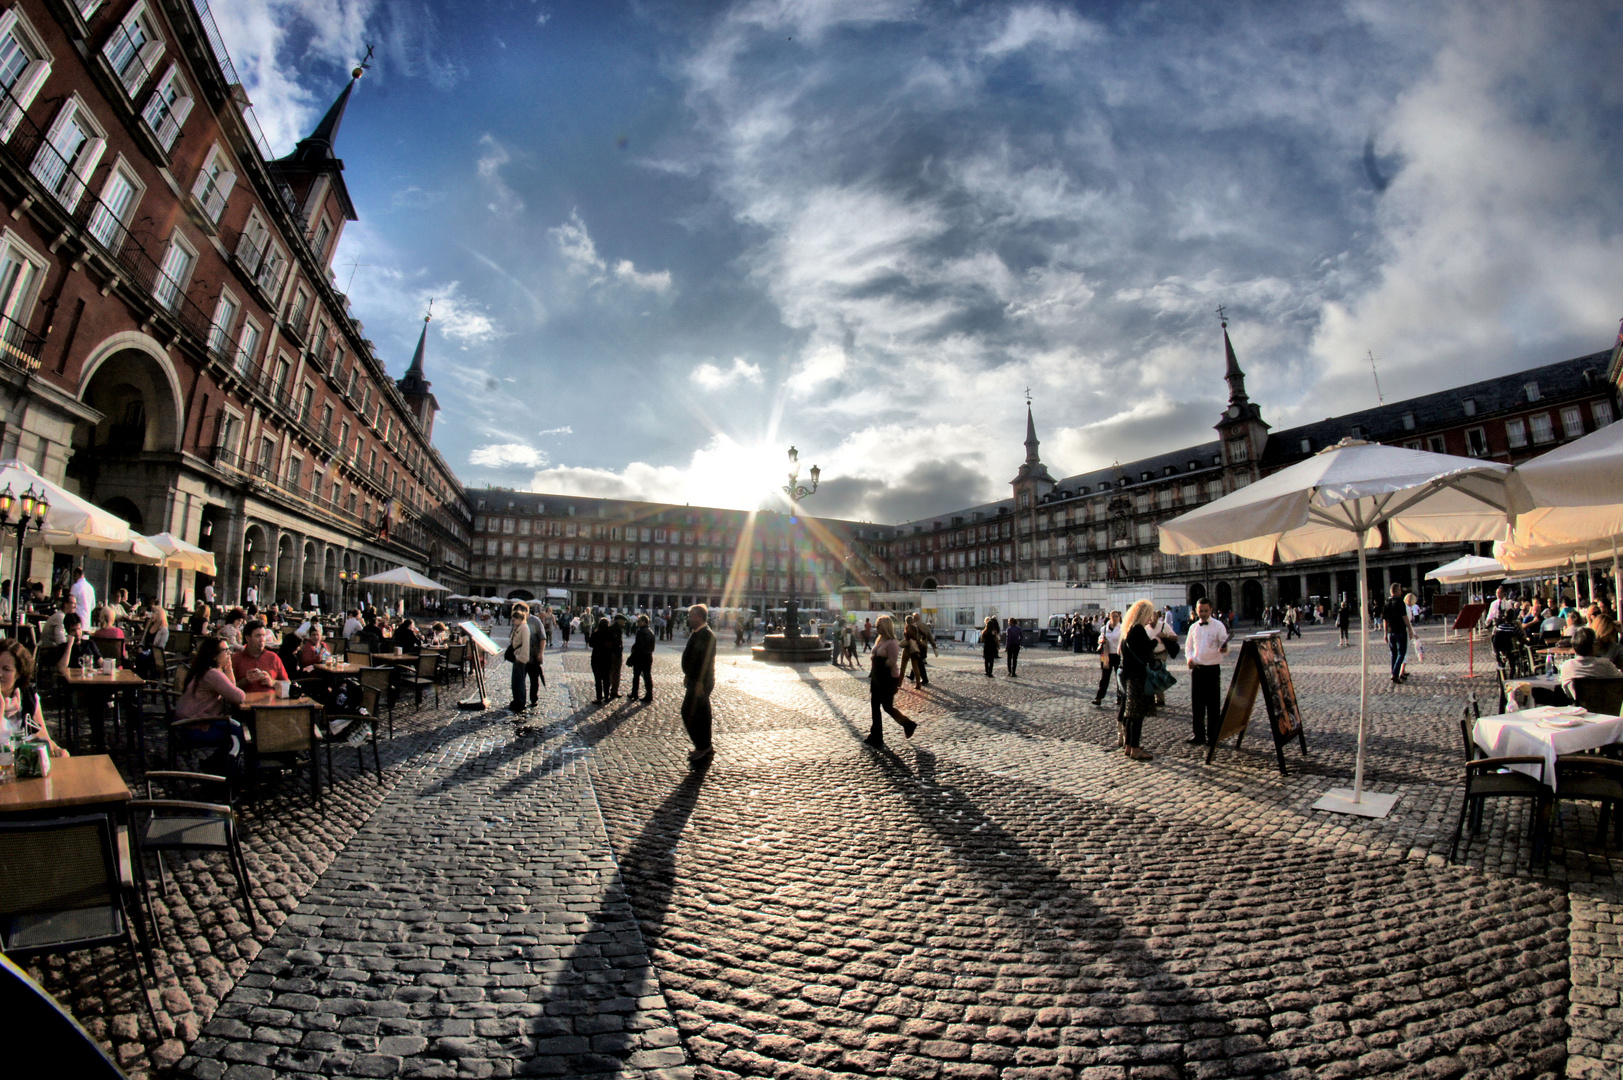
[
  {"xmin": 353, "ymin": 43, "xmax": 374, "ymax": 80},
  {"xmin": 1215, "ymin": 303, "xmax": 1228, "ymax": 327},
  {"xmin": 425, "ymin": 297, "xmax": 434, "ymax": 324}
]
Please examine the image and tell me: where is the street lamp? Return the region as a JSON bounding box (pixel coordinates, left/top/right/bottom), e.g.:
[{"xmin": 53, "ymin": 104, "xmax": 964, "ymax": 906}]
[
  {"xmin": 0, "ymin": 484, "xmax": 49, "ymax": 632},
  {"xmin": 248, "ymin": 563, "xmax": 270, "ymax": 605},
  {"xmin": 780, "ymin": 446, "xmax": 820, "ymax": 639}
]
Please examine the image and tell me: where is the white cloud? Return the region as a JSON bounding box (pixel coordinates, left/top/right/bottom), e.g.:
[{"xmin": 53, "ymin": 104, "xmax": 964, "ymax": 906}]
[
  {"xmin": 787, "ymin": 343, "xmax": 846, "ymax": 394},
  {"xmin": 476, "ymin": 134, "xmax": 524, "ymax": 217},
  {"xmin": 983, "ymin": 5, "xmax": 1103, "ymax": 57},
  {"xmin": 691, "ymin": 357, "xmax": 764, "ymax": 389},
  {"xmin": 613, "ymin": 259, "xmax": 672, "ymax": 293},
  {"xmin": 549, "ymin": 211, "xmax": 673, "ymax": 293},
  {"xmin": 471, "ymin": 443, "xmax": 547, "ymax": 469},
  {"xmin": 538, "ymin": 426, "xmax": 574, "ymax": 437}
]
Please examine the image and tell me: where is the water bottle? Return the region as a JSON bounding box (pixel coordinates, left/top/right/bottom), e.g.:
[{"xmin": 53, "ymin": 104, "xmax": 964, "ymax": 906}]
[{"xmin": 0, "ymin": 722, "xmax": 13, "ymax": 784}]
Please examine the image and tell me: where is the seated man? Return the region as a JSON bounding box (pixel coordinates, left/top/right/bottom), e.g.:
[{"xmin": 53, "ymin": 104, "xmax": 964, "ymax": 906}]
[
  {"xmin": 231, "ymin": 620, "xmax": 290, "ymax": 692},
  {"xmin": 1558, "ymin": 627, "xmax": 1623, "ymax": 697}
]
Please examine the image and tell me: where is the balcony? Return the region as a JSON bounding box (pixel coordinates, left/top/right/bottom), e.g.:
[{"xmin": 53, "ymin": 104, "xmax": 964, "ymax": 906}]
[{"xmin": 0, "ymin": 310, "xmax": 44, "ymax": 374}]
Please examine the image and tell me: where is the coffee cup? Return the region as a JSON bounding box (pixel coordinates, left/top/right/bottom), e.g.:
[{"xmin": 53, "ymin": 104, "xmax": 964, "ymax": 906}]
[{"xmin": 275, "ymin": 680, "xmax": 291, "ymax": 698}]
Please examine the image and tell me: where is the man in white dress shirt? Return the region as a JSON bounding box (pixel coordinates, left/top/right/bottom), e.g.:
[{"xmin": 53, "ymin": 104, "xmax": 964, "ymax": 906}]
[
  {"xmin": 69, "ymin": 566, "xmax": 95, "ymax": 626},
  {"xmin": 1185, "ymin": 599, "xmax": 1230, "ymax": 745}
]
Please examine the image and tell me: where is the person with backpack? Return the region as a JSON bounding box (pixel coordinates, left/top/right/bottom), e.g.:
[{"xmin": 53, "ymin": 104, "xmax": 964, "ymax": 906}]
[{"xmin": 629, "ymin": 614, "xmax": 656, "ymax": 702}]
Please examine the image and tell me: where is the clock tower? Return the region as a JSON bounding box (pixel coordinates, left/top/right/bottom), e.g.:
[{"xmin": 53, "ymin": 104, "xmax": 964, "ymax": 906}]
[{"xmin": 1214, "ymin": 315, "xmax": 1269, "ymax": 484}]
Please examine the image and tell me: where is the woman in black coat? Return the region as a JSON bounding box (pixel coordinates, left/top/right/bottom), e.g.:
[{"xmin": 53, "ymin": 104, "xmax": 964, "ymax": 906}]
[
  {"xmin": 979, "ymin": 616, "xmax": 1000, "ymax": 678},
  {"xmin": 1117, "ymin": 599, "xmax": 1158, "ymax": 762},
  {"xmin": 589, "ymin": 616, "xmax": 623, "ymax": 702}
]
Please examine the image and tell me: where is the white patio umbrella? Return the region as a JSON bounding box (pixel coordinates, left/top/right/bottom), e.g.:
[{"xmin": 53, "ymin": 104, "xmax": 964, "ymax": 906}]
[
  {"xmin": 1507, "ymin": 420, "xmax": 1623, "ymax": 609},
  {"xmin": 1160, "ymin": 439, "xmax": 1522, "ymax": 818},
  {"xmin": 0, "ymin": 459, "xmax": 131, "ymax": 549},
  {"xmin": 1424, "ymin": 554, "xmax": 1508, "ymax": 585},
  {"xmin": 144, "ymin": 532, "xmax": 217, "ymax": 576},
  {"xmin": 360, "ymin": 566, "xmax": 449, "ymax": 591}
]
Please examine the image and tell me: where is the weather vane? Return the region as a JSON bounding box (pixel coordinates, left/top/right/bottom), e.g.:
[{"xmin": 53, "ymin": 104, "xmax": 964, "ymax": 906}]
[
  {"xmin": 353, "ymin": 43, "xmax": 374, "ymax": 80},
  {"xmin": 1215, "ymin": 304, "xmax": 1227, "ymax": 327},
  {"xmin": 1025, "ymin": 386, "xmax": 1031, "ymax": 405},
  {"xmin": 424, "ymin": 297, "xmax": 434, "ymax": 324}
]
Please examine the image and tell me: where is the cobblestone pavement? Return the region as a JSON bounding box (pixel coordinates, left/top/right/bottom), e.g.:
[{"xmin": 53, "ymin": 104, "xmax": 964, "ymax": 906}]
[{"xmin": 21, "ymin": 623, "xmax": 1623, "ymax": 1078}]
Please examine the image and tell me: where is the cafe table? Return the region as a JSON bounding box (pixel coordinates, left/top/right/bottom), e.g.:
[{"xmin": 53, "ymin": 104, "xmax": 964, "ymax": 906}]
[
  {"xmin": 60, "ymin": 667, "xmax": 147, "ymax": 754},
  {"xmin": 0, "ymin": 753, "xmax": 132, "ymax": 820},
  {"xmin": 1474, "ymin": 706, "xmax": 1623, "ymax": 791}
]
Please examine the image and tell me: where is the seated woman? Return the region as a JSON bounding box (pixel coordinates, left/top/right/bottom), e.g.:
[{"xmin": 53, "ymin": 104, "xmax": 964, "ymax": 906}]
[
  {"xmin": 1590, "ymin": 613, "xmax": 1622, "ymax": 665},
  {"xmin": 392, "ymin": 618, "xmax": 422, "ymax": 653},
  {"xmin": 56, "ymin": 613, "xmax": 110, "ymax": 747},
  {"xmin": 143, "ymin": 599, "xmax": 169, "ymax": 649},
  {"xmin": 90, "ymin": 604, "xmax": 127, "ymax": 660},
  {"xmin": 174, "ymin": 636, "xmax": 248, "ymax": 776},
  {"xmin": 188, "ymin": 603, "xmax": 212, "ymax": 636},
  {"xmin": 219, "ymin": 608, "xmax": 247, "ymax": 649},
  {"xmin": 0, "ymin": 638, "xmax": 67, "ymax": 757},
  {"xmin": 426, "ymin": 622, "xmax": 449, "ymax": 646}
]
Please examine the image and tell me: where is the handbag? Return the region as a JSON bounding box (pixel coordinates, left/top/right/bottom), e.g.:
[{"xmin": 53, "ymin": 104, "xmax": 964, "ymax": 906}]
[
  {"xmin": 503, "ymin": 643, "xmax": 516, "ymax": 663},
  {"xmin": 1144, "ymin": 658, "xmax": 1177, "ymax": 696},
  {"xmin": 1163, "ymin": 635, "xmax": 1182, "ymax": 660}
]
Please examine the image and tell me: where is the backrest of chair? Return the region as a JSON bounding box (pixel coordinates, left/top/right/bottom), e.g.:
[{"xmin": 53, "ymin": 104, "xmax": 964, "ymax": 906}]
[
  {"xmin": 359, "ymin": 686, "xmax": 381, "ymax": 716},
  {"xmin": 171, "ymin": 664, "xmax": 190, "ymax": 693},
  {"xmin": 358, "ymin": 666, "xmax": 391, "ymax": 693},
  {"xmin": 253, "ymin": 706, "xmax": 315, "ymax": 754},
  {"xmin": 346, "ymin": 651, "xmax": 371, "ymax": 668},
  {"xmin": 349, "ymin": 636, "xmax": 371, "ymax": 653},
  {"xmin": 168, "ymin": 630, "xmax": 193, "ymax": 655},
  {"xmin": 1555, "ymin": 754, "xmax": 1623, "ymax": 797},
  {"xmin": 1457, "ymin": 714, "xmax": 1478, "ymax": 762},
  {"xmin": 0, "ymin": 814, "xmax": 116, "ymax": 915},
  {"xmin": 446, "ymin": 644, "xmax": 465, "ymax": 666},
  {"xmin": 1572, "ymin": 678, "xmax": 1623, "ymax": 716},
  {"xmin": 417, "ymin": 653, "xmax": 440, "ymax": 678}
]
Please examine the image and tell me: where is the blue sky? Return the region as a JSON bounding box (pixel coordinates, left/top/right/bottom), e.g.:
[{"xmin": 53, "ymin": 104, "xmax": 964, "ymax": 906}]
[{"xmin": 216, "ymin": 0, "xmax": 1623, "ymax": 522}]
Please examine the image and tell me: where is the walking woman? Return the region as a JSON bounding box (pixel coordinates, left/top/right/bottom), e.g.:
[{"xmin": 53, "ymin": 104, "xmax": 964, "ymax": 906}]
[
  {"xmin": 1093, "ymin": 609, "xmax": 1122, "ymax": 708},
  {"xmin": 1118, "ymin": 599, "xmax": 1158, "ymax": 761},
  {"xmin": 866, "ymin": 614, "xmax": 915, "ymax": 748},
  {"xmin": 979, "ymin": 616, "xmax": 1000, "ymax": 678}
]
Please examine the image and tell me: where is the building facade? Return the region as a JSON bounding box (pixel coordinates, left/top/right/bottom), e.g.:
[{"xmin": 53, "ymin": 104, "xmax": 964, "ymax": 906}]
[
  {"xmin": 0, "ymin": 0, "xmax": 470, "ymax": 609},
  {"xmin": 878, "ymin": 331, "xmax": 1620, "ymax": 619}
]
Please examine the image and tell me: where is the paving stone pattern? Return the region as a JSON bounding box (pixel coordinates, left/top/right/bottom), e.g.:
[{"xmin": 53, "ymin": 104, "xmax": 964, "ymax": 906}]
[{"xmin": 18, "ymin": 623, "xmax": 1623, "ymax": 1078}]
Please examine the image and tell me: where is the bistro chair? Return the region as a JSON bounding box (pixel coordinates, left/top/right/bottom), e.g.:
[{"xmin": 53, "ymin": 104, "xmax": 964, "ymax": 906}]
[
  {"xmin": 323, "ymin": 686, "xmax": 383, "ymax": 786},
  {"xmin": 1548, "ymin": 754, "xmax": 1623, "ymax": 861},
  {"xmin": 1570, "ymin": 677, "xmax": 1623, "ymax": 717},
  {"xmin": 348, "ymin": 636, "xmax": 372, "ymax": 655},
  {"xmin": 404, "ymin": 652, "xmax": 441, "ymax": 710},
  {"xmin": 0, "ymin": 953, "xmax": 133, "ymax": 1079},
  {"xmin": 357, "ymin": 666, "xmax": 395, "ymax": 735},
  {"xmin": 1449, "ymin": 710, "xmax": 1547, "ymax": 867},
  {"xmin": 0, "ymin": 813, "xmax": 158, "ymax": 1031},
  {"xmin": 443, "ymin": 643, "xmax": 467, "ymax": 685},
  {"xmin": 166, "ymin": 630, "xmax": 194, "ymax": 658},
  {"xmin": 129, "ymin": 771, "xmax": 257, "ymax": 932},
  {"xmin": 246, "ymin": 705, "xmax": 324, "ymax": 807},
  {"xmin": 346, "ymin": 650, "xmax": 373, "ymax": 669}
]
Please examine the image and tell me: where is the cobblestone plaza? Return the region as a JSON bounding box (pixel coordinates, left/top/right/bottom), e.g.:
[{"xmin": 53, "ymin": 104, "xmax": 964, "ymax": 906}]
[{"xmin": 23, "ymin": 624, "xmax": 1623, "ymax": 1079}]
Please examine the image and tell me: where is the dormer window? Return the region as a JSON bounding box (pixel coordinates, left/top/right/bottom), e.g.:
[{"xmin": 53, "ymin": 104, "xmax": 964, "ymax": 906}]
[
  {"xmin": 1402, "ymin": 413, "xmax": 1415, "ymax": 430},
  {"xmin": 1300, "ymin": 438, "xmax": 1312, "ymax": 453},
  {"xmin": 1462, "ymin": 398, "xmax": 1477, "ymax": 417},
  {"xmin": 1525, "ymin": 382, "xmax": 1541, "ymax": 402}
]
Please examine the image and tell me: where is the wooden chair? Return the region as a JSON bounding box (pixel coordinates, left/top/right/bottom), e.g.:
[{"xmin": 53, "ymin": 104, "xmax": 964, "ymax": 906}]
[
  {"xmin": 348, "ymin": 636, "xmax": 372, "ymax": 655},
  {"xmin": 0, "ymin": 813, "xmax": 158, "ymax": 1031},
  {"xmin": 346, "ymin": 650, "xmax": 373, "ymax": 669},
  {"xmin": 324, "ymin": 686, "xmax": 383, "ymax": 786},
  {"xmin": 129, "ymin": 771, "xmax": 256, "ymax": 931},
  {"xmin": 1549, "ymin": 754, "xmax": 1623, "ymax": 860},
  {"xmin": 358, "ymin": 666, "xmax": 395, "ymax": 735},
  {"xmin": 1571, "ymin": 677, "xmax": 1623, "ymax": 717},
  {"xmin": 1449, "ymin": 709, "xmax": 1547, "ymax": 867},
  {"xmin": 166, "ymin": 630, "xmax": 194, "ymax": 657},
  {"xmin": 443, "ymin": 643, "xmax": 467, "ymax": 685},
  {"xmin": 246, "ymin": 705, "xmax": 323, "ymax": 807},
  {"xmin": 403, "ymin": 652, "xmax": 441, "ymax": 710}
]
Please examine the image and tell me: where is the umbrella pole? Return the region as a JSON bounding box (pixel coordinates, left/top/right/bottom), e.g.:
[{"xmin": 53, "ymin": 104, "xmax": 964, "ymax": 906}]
[
  {"xmin": 1613, "ymin": 536, "xmax": 1620, "ymax": 613},
  {"xmin": 1354, "ymin": 538, "xmax": 1368, "ymax": 802}
]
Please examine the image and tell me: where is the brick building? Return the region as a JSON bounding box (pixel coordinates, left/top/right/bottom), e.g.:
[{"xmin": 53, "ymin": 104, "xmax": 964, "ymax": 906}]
[
  {"xmin": 876, "ymin": 329, "xmax": 1619, "ymax": 620},
  {"xmin": 0, "ymin": 0, "xmax": 469, "ymax": 608}
]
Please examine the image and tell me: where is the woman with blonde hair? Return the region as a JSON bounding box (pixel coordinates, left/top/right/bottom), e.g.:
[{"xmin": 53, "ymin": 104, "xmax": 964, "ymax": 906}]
[
  {"xmin": 865, "ymin": 614, "xmax": 915, "ymax": 748},
  {"xmin": 1117, "ymin": 599, "xmax": 1159, "ymax": 761},
  {"xmin": 1591, "ymin": 610, "xmax": 1622, "ymax": 664}
]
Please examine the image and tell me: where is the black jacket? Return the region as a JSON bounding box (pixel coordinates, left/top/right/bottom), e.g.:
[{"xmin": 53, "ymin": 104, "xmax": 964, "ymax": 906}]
[
  {"xmin": 630, "ymin": 627, "xmax": 656, "ymax": 666},
  {"xmin": 681, "ymin": 624, "xmax": 716, "ymax": 693}
]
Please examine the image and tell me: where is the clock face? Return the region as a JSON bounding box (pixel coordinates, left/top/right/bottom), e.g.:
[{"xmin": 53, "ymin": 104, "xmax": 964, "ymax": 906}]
[{"xmin": 1227, "ymin": 405, "xmax": 1241, "ymax": 419}]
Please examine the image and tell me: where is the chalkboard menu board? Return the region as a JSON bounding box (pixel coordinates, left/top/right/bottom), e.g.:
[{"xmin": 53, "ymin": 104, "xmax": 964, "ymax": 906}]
[{"xmin": 1206, "ymin": 632, "xmax": 1308, "ymax": 775}]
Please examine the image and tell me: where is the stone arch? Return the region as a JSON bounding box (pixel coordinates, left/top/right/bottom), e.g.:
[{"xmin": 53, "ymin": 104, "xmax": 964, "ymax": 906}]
[
  {"xmin": 1187, "ymin": 582, "xmax": 1207, "ymax": 606},
  {"xmin": 75, "ymin": 331, "xmax": 185, "ymax": 453},
  {"xmin": 301, "ymin": 540, "xmax": 319, "ymax": 607},
  {"xmin": 276, "ymin": 534, "xmax": 296, "ymax": 603},
  {"xmin": 507, "ymin": 589, "xmax": 535, "ymax": 601},
  {"xmin": 920, "ymin": 577, "xmax": 938, "ymax": 590},
  {"xmin": 1215, "ymin": 581, "xmax": 1233, "ymax": 614},
  {"xmin": 1240, "ymin": 578, "xmax": 1264, "ymax": 621}
]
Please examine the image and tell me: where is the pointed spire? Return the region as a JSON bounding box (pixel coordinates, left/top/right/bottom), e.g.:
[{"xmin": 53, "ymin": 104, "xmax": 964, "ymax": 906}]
[
  {"xmin": 1221, "ymin": 314, "xmax": 1249, "ymax": 406},
  {"xmin": 275, "ymin": 46, "xmax": 371, "ymax": 168},
  {"xmin": 1024, "ymin": 402, "xmax": 1040, "ymax": 464},
  {"xmin": 406, "ymin": 306, "xmax": 430, "ymax": 379}
]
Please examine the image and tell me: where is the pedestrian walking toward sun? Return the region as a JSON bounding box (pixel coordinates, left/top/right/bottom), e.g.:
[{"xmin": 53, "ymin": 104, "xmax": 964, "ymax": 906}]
[{"xmin": 865, "ymin": 614, "xmax": 915, "ymax": 748}]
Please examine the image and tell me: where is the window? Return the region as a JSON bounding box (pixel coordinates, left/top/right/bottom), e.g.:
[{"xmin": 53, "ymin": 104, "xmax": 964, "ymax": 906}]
[
  {"xmin": 0, "ymin": 231, "xmax": 45, "ymax": 334},
  {"xmin": 1530, "ymin": 414, "xmax": 1554, "ymax": 443},
  {"xmin": 298, "ymin": 382, "xmax": 314, "ymax": 424},
  {"xmin": 216, "ymin": 411, "xmax": 240, "ymax": 457},
  {"xmin": 1465, "ymin": 427, "xmax": 1488, "ymax": 457},
  {"xmin": 1462, "ymin": 398, "xmax": 1477, "ymax": 417},
  {"xmin": 1227, "ymin": 438, "xmax": 1249, "ymax": 462},
  {"xmin": 288, "ymin": 286, "xmax": 311, "ymax": 330},
  {"xmin": 102, "ymin": 2, "xmax": 163, "ymax": 97},
  {"xmin": 1561, "ymin": 406, "xmax": 1584, "ymax": 439},
  {"xmin": 1404, "ymin": 440, "xmax": 1422, "ymax": 450},
  {"xmin": 1505, "ymin": 418, "xmax": 1527, "ymax": 448},
  {"xmin": 1427, "ymin": 435, "xmax": 1445, "ymax": 454},
  {"xmin": 234, "ymin": 211, "xmax": 288, "ymax": 296},
  {"xmin": 1348, "ymin": 425, "xmax": 1363, "ymax": 439},
  {"xmin": 257, "ymin": 436, "xmax": 275, "ymax": 474},
  {"xmin": 87, "ymin": 159, "xmax": 141, "ymax": 251},
  {"xmin": 311, "ymin": 216, "xmax": 333, "ymax": 260},
  {"xmin": 31, "ymin": 97, "xmax": 105, "ymax": 209},
  {"xmin": 1299, "ymin": 438, "xmax": 1311, "ymax": 454},
  {"xmin": 235, "ymin": 319, "xmax": 261, "ymax": 373},
  {"xmin": 1401, "ymin": 413, "xmax": 1415, "ymax": 430},
  {"xmin": 207, "ymin": 292, "xmax": 238, "ymax": 357},
  {"xmin": 140, "ymin": 64, "xmax": 193, "ymax": 152},
  {"xmin": 0, "ymin": 9, "xmax": 50, "ymax": 139},
  {"xmin": 1594, "ymin": 400, "xmax": 1615, "ymax": 427},
  {"xmin": 1525, "ymin": 381, "xmax": 1541, "ymax": 402},
  {"xmin": 152, "ymin": 232, "xmax": 196, "ymax": 311},
  {"xmin": 274, "ymin": 356, "xmax": 290, "ymax": 395},
  {"xmin": 189, "ymin": 143, "xmax": 237, "ymax": 223}
]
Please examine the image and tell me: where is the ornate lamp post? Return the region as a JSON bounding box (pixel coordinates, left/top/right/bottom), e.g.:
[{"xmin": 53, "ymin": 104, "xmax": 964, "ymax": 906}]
[
  {"xmin": 0, "ymin": 484, "xmax": 49, "ymax": 632},
  {"xmin": 248, "ymin": 563, "xmax": 271, "ymax": 604},
  {"xmin": 780, "ymin": 446, "xmax": 820, "ymax": 639}
]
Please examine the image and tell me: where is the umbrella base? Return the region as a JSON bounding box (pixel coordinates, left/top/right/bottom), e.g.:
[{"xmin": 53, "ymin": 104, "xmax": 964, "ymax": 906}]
[
  {"xmin": 458, "ymin": 696, "xmax": 490, "ymax": 711},
  {"xmin": 1312, "ymin": 787, "xmax": 1399, "ymax": 818}
]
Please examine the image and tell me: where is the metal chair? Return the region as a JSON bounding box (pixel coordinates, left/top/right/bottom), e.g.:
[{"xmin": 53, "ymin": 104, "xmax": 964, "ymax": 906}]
[
  {"xmin": 129, "ymin": 771, "xmax": 257, "ymax": 932},
  {"xmin": 1549, "ymin": 755, "xmax": 1623, "ymax": 860},
  {"xmin": 246, "ymin": 705, "xmax": 323, "ymax": 806},
  {"xmin": 1571, "ymin": 677, "xmax": 1623, "ymax": 717},
  {"xmin": 403, "ymin": 652, "xmax": 441, "ymax": 710},
  {"xmin": 0, "ymin": 813, "xmax": 158, "ymax": 1031},
  {"xmin": 346, "ymin": 650, "xmax": 373, "ymax": 668},
  {"xmin": 443, "ymin": 643, "xmax": 467, "ymax": 685},
  {"xmin": 324, "ymin": 686, "xmax": 383, "ymax": 786},
  {"xmin": 1449, "ymin": 708, "xmax": 1547, "ymax": 867},
  {"xmin": 358, "ymin": 666, "xmax": 395, "ymax": 735}
]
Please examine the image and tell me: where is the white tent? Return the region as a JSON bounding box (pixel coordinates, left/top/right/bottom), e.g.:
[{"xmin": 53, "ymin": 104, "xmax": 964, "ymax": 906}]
[
  {"xmin": 1424, "ymin": 555, "xmax": 1508, "ymax": 585},
  {"xmin": 1161, "ymin": 439, "xmax": 1520, "ymax": 818},
  {"xmin": 360, "ymin": 566, "xmax": 449, "ymax": 591}
]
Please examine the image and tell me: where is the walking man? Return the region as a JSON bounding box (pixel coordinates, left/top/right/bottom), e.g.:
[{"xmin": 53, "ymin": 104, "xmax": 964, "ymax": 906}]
[
  {"xmin": 1383, "ymin": 583, "xmax": 1412, "ymax": 684},
  {"xmin": 1185, "ymin": 600, "xmax": 1229, "ymax": 745},
  {"xmin": 629, "ymin": 614, "xmax": 656, "ymax": 702},
  {"xmin": 1005, "ymin": 619, "xmax": 1023, "ymax": 676},
  {"xmin": 681, "ymin": 604, "xmax": 716, "ymax": 766}
]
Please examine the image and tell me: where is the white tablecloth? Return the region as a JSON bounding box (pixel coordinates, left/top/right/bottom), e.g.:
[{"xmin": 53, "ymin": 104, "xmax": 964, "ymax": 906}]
[{"xmin": 1474, "ymin": 707, "xmax": 1623, "ymax": 792}]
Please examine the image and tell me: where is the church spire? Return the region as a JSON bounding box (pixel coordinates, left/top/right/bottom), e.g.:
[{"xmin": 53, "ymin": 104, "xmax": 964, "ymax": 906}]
[
  {"xmin": 405, "ymin": 307, "xmax": 430, "ymax": 381},
  {"xmin": 1220, "ymin": 308, "xmax": 1249, "ymax": 406},
  {"xmin": 1024, "ymin": 401, "xmax": 1041, "ymax": 464},
  {"xmin": 396, "ymin": 303, "xmax": 439, "ymax": 437},
  {"xmin": 278, "ymin": 46, "xmax": 371, "ymax": 168}
]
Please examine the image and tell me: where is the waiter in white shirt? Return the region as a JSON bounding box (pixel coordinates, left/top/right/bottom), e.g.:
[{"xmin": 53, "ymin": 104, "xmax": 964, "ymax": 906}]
[
  {"xmin": 69, "ymin": 566, "xmax": 95, "ymax": 626},
  {"xmin": 1185, "ymin": 599, "xmax": 1230, "ymax": 745}
]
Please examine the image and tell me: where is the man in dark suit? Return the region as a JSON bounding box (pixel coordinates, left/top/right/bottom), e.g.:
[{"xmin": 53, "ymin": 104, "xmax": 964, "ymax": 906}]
[
  {"xmin": 629, "ymin": 614, "xmax": 656, "ymax": 702},
  {"xmin": 680, "ymin": 604, "xmax": 717, "ymax": 765}
]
